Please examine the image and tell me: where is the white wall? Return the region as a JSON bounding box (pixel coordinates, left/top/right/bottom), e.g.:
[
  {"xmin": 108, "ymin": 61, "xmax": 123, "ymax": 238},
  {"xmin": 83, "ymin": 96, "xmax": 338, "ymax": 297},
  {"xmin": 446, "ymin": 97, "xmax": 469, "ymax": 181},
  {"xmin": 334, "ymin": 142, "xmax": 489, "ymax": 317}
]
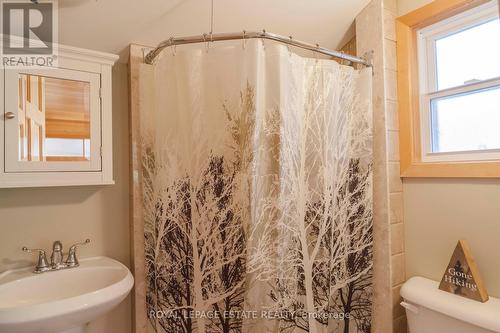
[{"xmin": 0, "ymin": 63, "xmax": 131, "ymax": 333}]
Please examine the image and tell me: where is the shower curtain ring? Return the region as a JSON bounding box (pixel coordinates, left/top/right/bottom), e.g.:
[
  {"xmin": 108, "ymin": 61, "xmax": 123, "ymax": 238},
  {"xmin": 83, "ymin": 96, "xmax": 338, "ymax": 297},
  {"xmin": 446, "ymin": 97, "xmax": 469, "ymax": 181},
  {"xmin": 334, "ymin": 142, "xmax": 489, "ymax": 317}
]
[
  {"xmin": 242, "ymin": 30, "xmax": 246, "ymax": 50},
  {"xmin": 208, "ymin": 31, "xmax": 214, "ymax": 52},
  {"xmin": 203, "ymin": 33, "xmax": 210, "ymax": 53},
  {"xmin": 314, "ymin": 43, "xmax": 320, "ymax": 62},
  {"xmin": 168, "ymin": 38, "xmax": 176, "ymax": 56},
  {"xmin": 339, "ymin": 50, "xmax": 348, "ymax": 65},
  {"xmin": 261, "ymin": 29, "xmax": 266, "ymax": 49},
  {"xmin": 287, "ymin": 36, "xmax": 293, "ymax": 55}
]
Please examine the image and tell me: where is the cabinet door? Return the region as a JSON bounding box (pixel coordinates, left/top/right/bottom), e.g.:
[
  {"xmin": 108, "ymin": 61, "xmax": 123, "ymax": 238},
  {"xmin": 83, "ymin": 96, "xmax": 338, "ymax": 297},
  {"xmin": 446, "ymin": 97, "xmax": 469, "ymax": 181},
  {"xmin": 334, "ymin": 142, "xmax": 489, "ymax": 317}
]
[{"xmin": 4, "ymin": 68, "xmax": 101, "ymax": 172}]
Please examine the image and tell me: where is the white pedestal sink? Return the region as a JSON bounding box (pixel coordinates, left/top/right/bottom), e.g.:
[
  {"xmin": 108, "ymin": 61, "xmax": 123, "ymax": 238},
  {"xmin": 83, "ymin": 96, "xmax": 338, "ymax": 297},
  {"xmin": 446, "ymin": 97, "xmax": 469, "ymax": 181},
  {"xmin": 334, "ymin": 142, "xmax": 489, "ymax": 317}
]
[{"xmin": 0, "ymin": 256, "xmax": 134, "ymax": 333}]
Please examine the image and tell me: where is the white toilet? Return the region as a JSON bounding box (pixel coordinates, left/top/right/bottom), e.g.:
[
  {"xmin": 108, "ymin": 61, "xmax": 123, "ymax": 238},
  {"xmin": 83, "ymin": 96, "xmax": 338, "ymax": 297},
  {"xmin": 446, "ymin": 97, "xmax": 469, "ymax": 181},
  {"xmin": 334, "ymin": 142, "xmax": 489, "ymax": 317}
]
[{"xmin": 401, "ymin": 277, "xmax": 500, "ymax": 333}]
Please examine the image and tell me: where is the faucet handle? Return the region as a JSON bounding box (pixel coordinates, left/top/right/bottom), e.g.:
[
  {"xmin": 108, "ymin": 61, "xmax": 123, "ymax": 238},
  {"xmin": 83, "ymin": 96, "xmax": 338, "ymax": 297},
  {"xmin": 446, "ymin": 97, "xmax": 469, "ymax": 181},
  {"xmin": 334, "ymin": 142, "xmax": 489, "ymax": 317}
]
[
  {"xmin": 65, "ymin": 239, "xmax": 90, "ymax": 267},
  {"xmin": 22, "ymin": 247, "xmax": 51, "ymax": 273}
]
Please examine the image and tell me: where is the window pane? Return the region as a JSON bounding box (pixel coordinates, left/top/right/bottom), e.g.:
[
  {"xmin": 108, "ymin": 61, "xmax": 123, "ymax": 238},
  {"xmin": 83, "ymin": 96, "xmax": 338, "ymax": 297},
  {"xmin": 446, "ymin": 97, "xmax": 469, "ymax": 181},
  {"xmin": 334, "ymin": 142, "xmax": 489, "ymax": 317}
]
[
  {"xmin": 436, "ymin": 18, "xmax": 500, "ymax": 90},
  {"xmin": 45, "ymin": 138, "xmax": 90, "ymax": 161},
  {"xmin": 17, "ymin": 74, "xmax": 91, "ymax": 162},
  {"xmin": 430, "ymin": 86, "xmax": 500, "ymax": 153}
]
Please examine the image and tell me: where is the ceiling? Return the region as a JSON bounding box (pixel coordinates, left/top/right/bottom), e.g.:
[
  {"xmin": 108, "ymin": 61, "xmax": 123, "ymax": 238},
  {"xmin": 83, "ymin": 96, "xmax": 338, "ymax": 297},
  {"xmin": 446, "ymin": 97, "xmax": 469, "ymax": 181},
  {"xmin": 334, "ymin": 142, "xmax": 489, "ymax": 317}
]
[{"xmin": 57, "ymin": 0, "xmax": 371, "ymax": 59}]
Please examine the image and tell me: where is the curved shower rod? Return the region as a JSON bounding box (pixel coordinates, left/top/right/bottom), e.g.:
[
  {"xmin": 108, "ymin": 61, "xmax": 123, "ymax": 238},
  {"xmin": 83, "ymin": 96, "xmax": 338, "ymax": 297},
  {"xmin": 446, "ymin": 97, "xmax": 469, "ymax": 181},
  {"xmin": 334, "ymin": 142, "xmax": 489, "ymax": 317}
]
[{"xmin": 144, "ymin": 30, "xmax": 372, "ymax": 67}]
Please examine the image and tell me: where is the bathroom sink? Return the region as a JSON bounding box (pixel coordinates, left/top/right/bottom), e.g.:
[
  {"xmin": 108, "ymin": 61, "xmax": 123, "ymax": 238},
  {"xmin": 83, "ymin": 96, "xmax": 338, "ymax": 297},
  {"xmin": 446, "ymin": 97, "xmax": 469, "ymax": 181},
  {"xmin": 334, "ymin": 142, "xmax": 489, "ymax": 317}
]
[{"xmin": 0, "ymin": 256, "xmax": 134, "ymax": 333}]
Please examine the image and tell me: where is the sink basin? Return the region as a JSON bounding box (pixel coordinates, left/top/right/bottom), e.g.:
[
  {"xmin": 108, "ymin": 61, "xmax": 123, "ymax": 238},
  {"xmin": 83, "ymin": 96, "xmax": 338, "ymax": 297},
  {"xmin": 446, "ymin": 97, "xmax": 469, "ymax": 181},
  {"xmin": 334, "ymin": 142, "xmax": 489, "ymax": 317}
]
[{"xmin": 0, "ymin": 256, "xmax": 134, "ymax": 333}]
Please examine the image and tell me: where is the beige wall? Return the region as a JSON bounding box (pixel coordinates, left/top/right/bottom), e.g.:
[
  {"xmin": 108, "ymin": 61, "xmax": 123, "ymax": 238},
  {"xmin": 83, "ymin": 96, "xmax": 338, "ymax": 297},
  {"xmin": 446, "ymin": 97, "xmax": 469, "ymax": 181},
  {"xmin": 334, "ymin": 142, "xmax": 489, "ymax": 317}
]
[
  {"xmin": 397, "ymin": 0, "xmax": 500, "ymax": 300},
  {"xmin": 0, "ymin": 63, "xmax": 131, "ymax": 333},
  {"xmin": 57, "ymin": 0, "xmax": 371, "ymax": 55},
  {"xmin": 404, "ymin": 178, "xmax": 500, "ymax": 297},
  {"xmin": 397, "ymin": 0, "xmax": 433, "ymax": 15}
]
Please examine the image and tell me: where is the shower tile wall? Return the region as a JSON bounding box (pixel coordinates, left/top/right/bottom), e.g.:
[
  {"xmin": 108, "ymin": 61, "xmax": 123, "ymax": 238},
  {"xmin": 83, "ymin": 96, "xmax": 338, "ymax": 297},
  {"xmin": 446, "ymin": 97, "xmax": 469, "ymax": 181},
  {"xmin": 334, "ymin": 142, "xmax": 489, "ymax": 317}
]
[
  {"xmin": 356, "ymin": 0, "xmax": 406, "ymax": 332},
  {"xmin": 383, "ymin": 2, "xmax": 407, "ymax": 332}
]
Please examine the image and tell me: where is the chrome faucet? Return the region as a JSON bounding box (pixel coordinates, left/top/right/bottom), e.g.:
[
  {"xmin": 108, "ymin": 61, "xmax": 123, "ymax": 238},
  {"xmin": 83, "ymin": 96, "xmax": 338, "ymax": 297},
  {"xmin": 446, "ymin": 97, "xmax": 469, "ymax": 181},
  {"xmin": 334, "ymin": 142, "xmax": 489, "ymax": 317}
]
[
  {"xmin": 50, "ymin": 240, "xmax": 64, "ymax": 269},
  {"xmin": 22, "ymin": 239, "xmax": 91, "ymax": 274}
]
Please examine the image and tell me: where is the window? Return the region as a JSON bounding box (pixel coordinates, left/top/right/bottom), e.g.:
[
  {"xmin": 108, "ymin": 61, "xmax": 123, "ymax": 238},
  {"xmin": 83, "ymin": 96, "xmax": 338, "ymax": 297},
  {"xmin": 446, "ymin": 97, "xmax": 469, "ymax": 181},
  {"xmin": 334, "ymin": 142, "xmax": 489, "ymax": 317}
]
[
  {"xmin": 45, "ymin": 138, "xmax": 91, "ymax": 161},
  {"xmin": 417, "ymin": 2, "xmax": 500, "ymax": 162}
]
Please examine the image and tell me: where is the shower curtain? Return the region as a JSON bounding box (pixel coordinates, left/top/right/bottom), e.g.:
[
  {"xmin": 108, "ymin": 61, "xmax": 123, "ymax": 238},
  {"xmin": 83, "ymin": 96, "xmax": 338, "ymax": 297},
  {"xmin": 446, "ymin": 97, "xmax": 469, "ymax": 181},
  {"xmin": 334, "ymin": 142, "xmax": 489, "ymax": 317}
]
[{"xmin": 141, "ymin": 39, "xmax": 373, "ymax": 333}]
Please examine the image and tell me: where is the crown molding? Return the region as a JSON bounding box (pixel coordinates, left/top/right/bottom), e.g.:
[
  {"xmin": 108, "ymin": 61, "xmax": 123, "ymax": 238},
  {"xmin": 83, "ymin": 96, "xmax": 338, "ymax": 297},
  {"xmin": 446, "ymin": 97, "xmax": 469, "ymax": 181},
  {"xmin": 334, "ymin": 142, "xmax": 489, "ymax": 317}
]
[{"xmin": 0, "ymin": 35, "xmax": 119, "ymax": 66}]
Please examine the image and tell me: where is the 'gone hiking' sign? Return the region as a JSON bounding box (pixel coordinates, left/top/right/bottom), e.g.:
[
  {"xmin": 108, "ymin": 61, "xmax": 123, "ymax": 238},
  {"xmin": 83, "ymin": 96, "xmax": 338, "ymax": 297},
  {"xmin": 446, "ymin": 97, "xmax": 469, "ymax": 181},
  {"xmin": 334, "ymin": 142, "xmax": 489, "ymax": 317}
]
[{"xmin": 439, "ymin": 240, "xmax": 489, "ymax": 303}]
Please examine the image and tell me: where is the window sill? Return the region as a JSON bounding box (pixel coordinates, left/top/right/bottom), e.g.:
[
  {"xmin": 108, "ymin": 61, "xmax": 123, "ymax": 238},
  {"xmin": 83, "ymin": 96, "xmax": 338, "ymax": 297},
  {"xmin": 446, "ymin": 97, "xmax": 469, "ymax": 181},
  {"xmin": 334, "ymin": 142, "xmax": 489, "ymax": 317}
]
[{"xmin": 401, "ymin": 161, "xmax": 500, "ymax": 178}]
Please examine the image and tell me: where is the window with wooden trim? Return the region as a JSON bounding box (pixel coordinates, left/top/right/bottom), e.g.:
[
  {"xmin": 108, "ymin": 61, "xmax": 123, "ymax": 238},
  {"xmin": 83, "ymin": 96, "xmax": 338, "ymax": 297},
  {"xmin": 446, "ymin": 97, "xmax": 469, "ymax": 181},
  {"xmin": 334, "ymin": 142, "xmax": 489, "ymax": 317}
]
[
  {"xmin": 397, "ymin": 0, "xmax": 500, "ymax": 177},
  {"xmin": 418, "ymin": 2, "xmax": 500, "ymax": 162}
]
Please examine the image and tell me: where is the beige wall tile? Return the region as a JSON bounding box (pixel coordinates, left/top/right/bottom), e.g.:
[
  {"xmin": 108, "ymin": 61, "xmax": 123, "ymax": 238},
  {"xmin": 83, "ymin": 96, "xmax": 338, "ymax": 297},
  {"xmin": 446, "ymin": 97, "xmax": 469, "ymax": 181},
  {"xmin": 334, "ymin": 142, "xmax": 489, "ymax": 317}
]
[
  {"xmin": 356, "ymin": 2, "xmax": 385, "ymax": 72},
  {"xmin": 389, "ymin": 192, "xmax": 404, "ymax": 224},
  {"xmin": 386, "ymin": 100, "xmax": 399, "ymax": 131},
  {"xmin": 391, "ymin": 223, "xmax": 404, "ymax": 255},
  {"xmin": 384, "ymin": 39, "xmax": 397, "ymax": 71},
  {"xmin": 393, "ymin": 315, "xmax": 408, "ymax": 333},
  {"xmin": 387, "ymin": 130, "xmax": 400, "ymax": 162},
  {"xmin": 392, "ymin": 284, "xmax": 405, "ymax": 318},
  {"xmin": 388, "ymin": 162, "xmax": 403, "ymax": 192},
  {"xmin": 385, "ymin": 69, "xmax": 398, "ymax": 101},
  {"xmin": 392, "ymin": 253, "xmax": 406, "ymax": 286},
  {"xmin": 357, "ymin": 2, "xmax": 395, "ymax": 332},
  {"xmin": 383, "ymin": 10, "xmax": 396, "ymax": 41}
]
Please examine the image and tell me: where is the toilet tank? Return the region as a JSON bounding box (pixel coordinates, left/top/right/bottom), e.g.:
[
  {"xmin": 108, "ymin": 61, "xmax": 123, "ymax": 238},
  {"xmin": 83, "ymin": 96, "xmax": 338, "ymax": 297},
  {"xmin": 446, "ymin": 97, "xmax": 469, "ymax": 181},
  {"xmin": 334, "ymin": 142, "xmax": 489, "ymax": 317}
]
[{"xmin": 401, "ymin": 277, "xmax": 500, "ymax": 333}]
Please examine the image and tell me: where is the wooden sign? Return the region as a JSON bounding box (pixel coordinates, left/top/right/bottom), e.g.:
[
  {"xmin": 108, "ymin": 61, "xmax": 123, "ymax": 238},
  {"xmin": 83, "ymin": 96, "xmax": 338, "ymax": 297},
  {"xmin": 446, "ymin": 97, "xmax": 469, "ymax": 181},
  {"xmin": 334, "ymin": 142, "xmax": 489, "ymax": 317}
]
[{"xmin": 439, "ymin": 240, "xmax": 489, "ymax": 302}]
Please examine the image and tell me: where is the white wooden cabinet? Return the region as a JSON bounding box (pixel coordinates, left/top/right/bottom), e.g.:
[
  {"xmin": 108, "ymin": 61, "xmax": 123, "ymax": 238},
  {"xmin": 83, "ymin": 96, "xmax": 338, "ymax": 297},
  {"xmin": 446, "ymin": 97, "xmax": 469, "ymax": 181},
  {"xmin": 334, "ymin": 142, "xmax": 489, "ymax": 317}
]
[{"xmin": 0, "ymin": 44, "xmax": 118, "ymax": 188}]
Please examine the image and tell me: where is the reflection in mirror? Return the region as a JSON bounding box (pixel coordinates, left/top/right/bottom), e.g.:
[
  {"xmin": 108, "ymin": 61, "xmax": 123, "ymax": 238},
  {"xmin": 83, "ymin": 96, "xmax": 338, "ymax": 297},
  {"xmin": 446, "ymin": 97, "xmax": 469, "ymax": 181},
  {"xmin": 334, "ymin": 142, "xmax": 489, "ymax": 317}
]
[{"xmin": 17, "ymin": 74, "xmax": 91, "ymax": 162}]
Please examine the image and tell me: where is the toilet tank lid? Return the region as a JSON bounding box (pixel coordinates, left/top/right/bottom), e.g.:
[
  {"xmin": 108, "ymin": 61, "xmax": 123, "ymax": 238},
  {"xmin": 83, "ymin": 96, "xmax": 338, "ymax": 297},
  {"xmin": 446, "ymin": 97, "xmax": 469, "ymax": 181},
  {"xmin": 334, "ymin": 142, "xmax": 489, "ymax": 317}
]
[{"xmin": 401, "ymin": 277, "xmax": 500, "ymax": 333}]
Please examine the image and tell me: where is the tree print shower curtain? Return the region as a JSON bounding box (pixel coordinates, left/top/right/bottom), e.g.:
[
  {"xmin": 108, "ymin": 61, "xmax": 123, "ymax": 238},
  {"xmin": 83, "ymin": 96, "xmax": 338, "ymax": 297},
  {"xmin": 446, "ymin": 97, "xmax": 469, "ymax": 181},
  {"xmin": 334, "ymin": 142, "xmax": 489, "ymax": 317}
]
[{"xmin": 141, "ymin": 39, "xmax": 373, "ymax": 333}]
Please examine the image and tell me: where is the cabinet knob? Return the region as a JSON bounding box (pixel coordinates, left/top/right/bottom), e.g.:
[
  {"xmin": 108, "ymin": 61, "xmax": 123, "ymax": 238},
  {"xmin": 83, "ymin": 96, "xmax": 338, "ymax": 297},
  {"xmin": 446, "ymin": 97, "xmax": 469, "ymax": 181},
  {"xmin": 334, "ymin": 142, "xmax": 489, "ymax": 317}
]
[{"xmin": 4, "ymin": 112, "xmax": 15, "ymax": 120}]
